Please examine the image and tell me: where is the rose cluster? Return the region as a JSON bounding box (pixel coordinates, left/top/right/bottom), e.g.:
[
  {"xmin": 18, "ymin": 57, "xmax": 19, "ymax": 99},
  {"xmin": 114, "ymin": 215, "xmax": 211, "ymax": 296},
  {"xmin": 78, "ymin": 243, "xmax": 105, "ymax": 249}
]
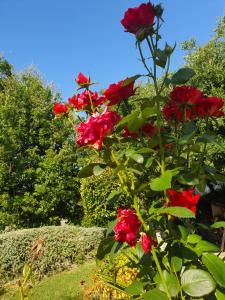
[
  {"xmin": 53, "ymin": 73, "xmax": 137, "ymax": 150},
  {"xmin": 114, "ymin": 209, "xmax": 153, "ymax": 253},
  {"xmin": 163, "ymin": 85, "xmax": 224, "ymax": 122}
]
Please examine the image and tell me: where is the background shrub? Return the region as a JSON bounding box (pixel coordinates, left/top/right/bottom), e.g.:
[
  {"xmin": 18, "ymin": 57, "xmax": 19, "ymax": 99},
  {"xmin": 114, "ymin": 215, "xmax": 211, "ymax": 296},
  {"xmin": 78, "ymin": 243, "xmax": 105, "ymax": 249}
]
[
  {"xmin": 0, "ymin": 226, "xmax": 106, "ymax": 284},
  {"xmin": 80, "ymin": 168, "xmax": 131, "ymax": 227}
]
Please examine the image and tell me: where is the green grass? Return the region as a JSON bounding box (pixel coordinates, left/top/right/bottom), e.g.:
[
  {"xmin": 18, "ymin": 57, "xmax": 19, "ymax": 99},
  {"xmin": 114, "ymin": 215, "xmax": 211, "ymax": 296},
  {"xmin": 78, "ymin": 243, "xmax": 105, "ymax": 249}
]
[{"xmin": 2, "ymin": 261, "xmax": 96, "ymax": 300}]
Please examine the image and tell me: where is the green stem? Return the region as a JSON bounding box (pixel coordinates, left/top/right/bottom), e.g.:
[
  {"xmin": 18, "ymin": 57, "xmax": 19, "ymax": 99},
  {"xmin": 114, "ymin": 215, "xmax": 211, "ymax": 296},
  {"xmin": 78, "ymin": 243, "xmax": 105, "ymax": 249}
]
[
  {"xmin": 87, "ymin": 88, "xmax": 95, "ymax": 113},
  {"xmin": 151, "ymin": 245, "xmax": 171, "ymax": 299},
  {"xmin": 137, "ymin": 42, "xmax": 152, "ymax": 75}
]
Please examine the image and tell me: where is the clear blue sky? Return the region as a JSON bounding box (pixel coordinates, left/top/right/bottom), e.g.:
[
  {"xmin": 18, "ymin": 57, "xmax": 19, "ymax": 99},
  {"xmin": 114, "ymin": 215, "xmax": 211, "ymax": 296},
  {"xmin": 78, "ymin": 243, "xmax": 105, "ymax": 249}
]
[{"xmin": 1, "ymin": 0, "xmax": 224, "ymax": 100}]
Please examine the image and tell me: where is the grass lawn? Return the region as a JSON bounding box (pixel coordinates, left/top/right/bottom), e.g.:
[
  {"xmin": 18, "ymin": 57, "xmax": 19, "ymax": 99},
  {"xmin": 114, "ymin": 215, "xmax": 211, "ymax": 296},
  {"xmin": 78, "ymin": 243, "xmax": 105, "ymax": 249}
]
[{"xmin": 2, "ymin": 261, "xmax": 96, "ymax": 300}]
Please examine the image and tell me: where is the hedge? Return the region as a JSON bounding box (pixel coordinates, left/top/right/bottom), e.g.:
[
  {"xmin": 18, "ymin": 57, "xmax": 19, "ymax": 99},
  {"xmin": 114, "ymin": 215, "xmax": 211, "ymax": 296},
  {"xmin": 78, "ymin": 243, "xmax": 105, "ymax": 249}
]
[
  {"xmin": 80, "ymin": 168, "xmax": 131, "ymax": 227},
  {"xmin": 0, "ymin": 226, "xmax": 106, "ymax": 284}
]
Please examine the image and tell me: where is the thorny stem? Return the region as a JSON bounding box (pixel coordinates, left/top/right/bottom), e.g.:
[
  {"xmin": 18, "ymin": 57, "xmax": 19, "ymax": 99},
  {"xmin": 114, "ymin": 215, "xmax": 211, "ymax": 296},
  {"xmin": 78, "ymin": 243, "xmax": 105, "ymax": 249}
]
[{"xmin": 87, "ymin": 88, "xmax": 95, "ymax": 113}]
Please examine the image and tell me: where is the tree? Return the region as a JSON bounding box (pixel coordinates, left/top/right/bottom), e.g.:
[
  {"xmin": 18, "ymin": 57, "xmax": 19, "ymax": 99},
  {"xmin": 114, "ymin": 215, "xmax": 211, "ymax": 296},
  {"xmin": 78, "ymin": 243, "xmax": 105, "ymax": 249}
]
[{"xmin": 0, "ymin": 60, "xmax": 81, "ymax": 230}]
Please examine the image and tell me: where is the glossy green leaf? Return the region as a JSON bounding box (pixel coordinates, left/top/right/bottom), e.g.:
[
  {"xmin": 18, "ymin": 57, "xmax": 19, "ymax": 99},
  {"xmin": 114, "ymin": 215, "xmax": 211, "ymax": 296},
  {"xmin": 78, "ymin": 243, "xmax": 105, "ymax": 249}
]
[
  {"xmin": 121, "ymin": 74, "xmax": 142, "ymax": 87},
  {"xmin": 202, "ymin": 253, "xmax": 225, "ymax": 288},
  {"xmin": 141, "ymin": 106, "xmax": 157, "ymax": 119},
  {"xmin": 194, "ymin": 240, "xmax": 220, "ymax": 256},
  {"xmin": 187, "ymin": 234, "xmax": 202, "ymax": 244},
  {"xmin": 124, "ymin": 280, "xmax": 144, "ymax": 296},
  {"xmin": 211, "ymin": 221, "xmax": 225, "ymax": 229},
  {"xmin": 171, "ymin": 67, "xmax": 195, "ymax": 85},
  {"xmin": 157, "ymin": 270, "xmax": 180, "ymax": 297},
  {"xmin": 128, "ymin": 115, "xmax": 145, "ymax": 132},
  {"xmin": 78, "ymin": 163, "xmax": 106, "ymax": 178},
  {"xmin": 117, "ymin": 111, "xmax": 139, "ymax": 128},
  {"xmin": 215, "ymin": 289, "xmax": 225, "ymax": 300},
  {"xmin": 93, "ymin": 165, "xmax": 105, "ymax": 176},
  {"xmin": 96, "ymin": 237, "xmax": 115, "ymax": 261},
  {"xmin": 171, "ymin": 256, "xmax": 182, "ymax": 272},
  {"xmin": 163, "ymin": 207, "xmax": 195, "ymax": 218},
  {"xmin": 142, "ymin": 288, "xmax": 169, "ymax": 299},
  {"xmin": 181, "ymin": 269, "xmax": 216, "ymax": 297},
  {"xmin": 150, "ymin": 169, "xmax": 179, "ymax": 191}
]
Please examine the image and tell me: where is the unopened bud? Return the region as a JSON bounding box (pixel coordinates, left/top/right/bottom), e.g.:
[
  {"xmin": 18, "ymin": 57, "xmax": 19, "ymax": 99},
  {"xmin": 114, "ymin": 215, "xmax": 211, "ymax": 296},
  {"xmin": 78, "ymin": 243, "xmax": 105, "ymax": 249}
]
[
  {"xmin": 153, "ymin": 4, "xmax": 164, "ymax": 18},
  {"xmin": 136, "ymin": 26, "xmax": 154, "ymax": 42}
]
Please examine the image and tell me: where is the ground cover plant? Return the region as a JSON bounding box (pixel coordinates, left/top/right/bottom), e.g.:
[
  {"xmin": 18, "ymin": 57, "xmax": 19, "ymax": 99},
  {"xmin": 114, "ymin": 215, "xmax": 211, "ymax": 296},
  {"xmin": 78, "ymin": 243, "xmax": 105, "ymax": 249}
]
[{"xmin": 53, "ymin": 2, "xmax": 225, "ymax": 299}]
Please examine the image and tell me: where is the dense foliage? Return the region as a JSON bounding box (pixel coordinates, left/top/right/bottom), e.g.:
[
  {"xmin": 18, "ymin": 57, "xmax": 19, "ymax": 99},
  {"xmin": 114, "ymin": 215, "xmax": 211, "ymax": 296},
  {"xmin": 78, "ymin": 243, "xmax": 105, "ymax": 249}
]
[
  {"xmin": 0, "ymin": 62, "xmax": 81, "ymax": 229},
  {"xmin": 0, "ymin": 226, "xmax": 106, "ymax": 284},
  {"xmin": 54, "ymin": 2, "xmax": 225, "ymax": 299}
]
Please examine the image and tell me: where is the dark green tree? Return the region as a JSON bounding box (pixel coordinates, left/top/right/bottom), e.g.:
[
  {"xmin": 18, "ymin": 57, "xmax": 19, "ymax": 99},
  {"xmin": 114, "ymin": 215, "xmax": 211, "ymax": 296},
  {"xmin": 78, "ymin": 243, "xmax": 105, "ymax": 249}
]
[{"xmin": 0, "ymin": 61, "xmax": 81, "ymax": 230}]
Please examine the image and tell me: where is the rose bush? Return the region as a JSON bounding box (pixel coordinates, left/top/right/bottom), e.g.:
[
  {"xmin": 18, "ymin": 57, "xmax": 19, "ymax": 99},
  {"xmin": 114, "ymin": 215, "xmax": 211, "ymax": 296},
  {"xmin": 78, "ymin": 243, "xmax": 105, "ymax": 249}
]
[{"xmin": 54, "ymin": 2, "xmax": 225, "ymax": 299}]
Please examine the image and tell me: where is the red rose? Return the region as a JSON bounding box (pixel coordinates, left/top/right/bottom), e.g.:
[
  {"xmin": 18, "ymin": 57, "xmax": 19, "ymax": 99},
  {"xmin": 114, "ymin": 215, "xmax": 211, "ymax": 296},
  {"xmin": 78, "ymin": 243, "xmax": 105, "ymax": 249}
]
[
  {"xmin": 141, "ymin": 232, "xmax": 152, "ymax": 253},
  {"xmin": 76, "ymin": 72, "xmax": 90, "ymax": 86},
  {"xmin": 68, "ymin": 90, "xmax": 106, "ymax": 110},
  {"xmin": 169, "ymin": 86, "xmax": 203, "ymax": 106},
  {"xmin": 162, "ymin": 101, "xmax": 196, "ymax": 122},
  {"xmin": 53, "ymin": 103, "xmax": 68, "ymax": 115},
  {"xmin": 121, "ymin": 3, "xmax": 155, "ymax": 34},
  {"xmin": 196, "ymin": 96, "xmax": 224, "ymax": 118},
  {"xmin": 104, "ymin": 79, "xmax": 135, "ymax": 106},
  {"xmin": 114, "ymin": 209, "xmax": 141, "ymax": 247},
  {"xmin": 76, "ymin": 107, "xmax": 120, "ymax": 150},
  {"xmin": 167, "ymin": 188, "xmax": 201, "ymax": 215},
  {"xmin": 141, "ymin": 123, "xmax": 157, "ymax": 138}
]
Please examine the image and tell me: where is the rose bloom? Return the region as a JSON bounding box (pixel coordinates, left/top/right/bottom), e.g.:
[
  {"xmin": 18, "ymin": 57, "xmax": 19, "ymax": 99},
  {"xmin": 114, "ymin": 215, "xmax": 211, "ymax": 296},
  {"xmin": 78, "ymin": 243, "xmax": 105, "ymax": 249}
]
[
  {"xmin": 141, "ymin": 123, "xmax": 157, "ymax": 138},
  {"xmin": 68, "ymin": 90, "xmax": 106, "ymax": 110},
  {"xmin": 53, "ymin": 103, "xmax": 68, "ymax": 115},
  {"xmin": 167, "ymin": 188, "xmax": 201, "ymax": 215},
  {"xmin": 141, "ymin": 232, "xmax": 153, "ymax": 253},
  {"xmin": 163, "ymin": 101, "xmax": 197, "ymax": 122},
  {"xmin": 196, "ymin": 96, "xmax": 224, "ymax": 118},
  {"xmin": 121, "ymin": 3, "xmax": 155, "ymax": 34},
  {"xmin": 114, "ymin": 209, "xmax": 141, "ymax": 247},
  {"xmin": 169, "ymin": 86, "xmax": 203, "ymax": 106},
  {"xmin": 76, "ymin": 72, "xmax": 89, "ymax": 86},
  {"xmin": 104, "ymin": 79, "xmax": 135, "ymax": 106},
  {"xmin": 76, "ymin": 107, "xmax": 120, "ymax": 150}
]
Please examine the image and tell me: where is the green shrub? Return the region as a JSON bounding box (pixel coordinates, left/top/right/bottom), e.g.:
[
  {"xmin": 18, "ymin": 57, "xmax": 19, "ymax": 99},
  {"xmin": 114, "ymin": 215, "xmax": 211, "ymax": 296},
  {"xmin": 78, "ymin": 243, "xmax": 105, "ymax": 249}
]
[
  {"xmin": 0, "ymin": 226, "xmax": 106, "ymax": 284},
  {"xmin": 80, "ymin": 168, "xmax": 131, "ymax": 227}
]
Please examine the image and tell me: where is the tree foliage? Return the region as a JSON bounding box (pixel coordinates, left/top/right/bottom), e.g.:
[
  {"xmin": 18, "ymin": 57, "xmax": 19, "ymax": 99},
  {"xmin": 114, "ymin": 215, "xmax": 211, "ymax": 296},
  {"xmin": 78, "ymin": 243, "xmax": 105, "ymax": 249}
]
[{"xmin": 0, "ymin": 61, "xmax": 81, "ymax": 229}]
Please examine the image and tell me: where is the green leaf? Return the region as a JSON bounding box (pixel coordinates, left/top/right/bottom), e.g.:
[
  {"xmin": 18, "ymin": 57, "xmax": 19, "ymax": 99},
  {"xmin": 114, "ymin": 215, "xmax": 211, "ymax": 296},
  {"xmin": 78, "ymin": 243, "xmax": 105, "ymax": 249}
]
[
  {"xmin": 211, "ymin": 221, "xmax": 225, "ymax": 229},
  {"xmin": 171, "ymin": 256, "xmax": 182, "ymax": 272},
  {"xmin": 78, "ymin": 163, "xmax": 107, "ymax": 178},
  {"xmin": 178, "ymin": 225, "xmax": 188, "ymax": 240},
  {"xmin": 96, "ymin": 237, "xmax": 115, "ymax": 261},
  {"xmin": 157, "ymin": 270, "xmax": 180, "ymax": 297},
  {"xmin": 150, "ymin": 169, "xmax": 180, "ymax": 191},
  {"xmin": 117, "ymin": 111, "xmax": 139, "ymax": 129},
  {"xmin": 128, "ymin": 115, "xmax": 145, "ymax": 132},
  {"xmin": 23, "ymin": 263, "xmax": 30, "ymax": 278},
  {"xmin": 162, "ymin": 207, "xmax": 195, "ymax": 218},
  {"xmin": 106, "ymin": 190, "xmax": 122, "ymax": 205},
  {"xmin": 121, "ymin": 74, "xmax": 142, "ymax": 87},
  {"xmin": 93, "ymin": 165, "xmax": 105, "ymax": 176},
  {"xmin": 187, "ymin": 234, "xmax": 202, "ymax": 244},
  {"xmin": 202, "ymin": 253, "xmax": 225, "ymax": 288},
  {"xmin": 215, "ymin": 289, "xmax": 225, "ymax": 300},
  {"xmin": 181, "ymin": 269, "xmax": 216, "ymax": 297},
  {"xmin": 124, "ymin": 280, "xmax": 144, "ymax": 296},
  {"xmin": 141, "ymin": 106, "xmax": 157, "ymax": 119},
  {"xmin": 145, "ymin": 157, "xmax": 154, "ymax": 168},
  {"xmin": 194, "ymin": 240, "xmax": 220, "ymax": 256},
  {"xmin": 142, "ymin": 288, "xmax": 169, "ymax": 300},
  {"xmin": 178, "ymin": 173, "xmax": 199, "ymax": 186},
  {"xmin": 171, "ymin": 67, "xmax": 195, "ymax": 85}
]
